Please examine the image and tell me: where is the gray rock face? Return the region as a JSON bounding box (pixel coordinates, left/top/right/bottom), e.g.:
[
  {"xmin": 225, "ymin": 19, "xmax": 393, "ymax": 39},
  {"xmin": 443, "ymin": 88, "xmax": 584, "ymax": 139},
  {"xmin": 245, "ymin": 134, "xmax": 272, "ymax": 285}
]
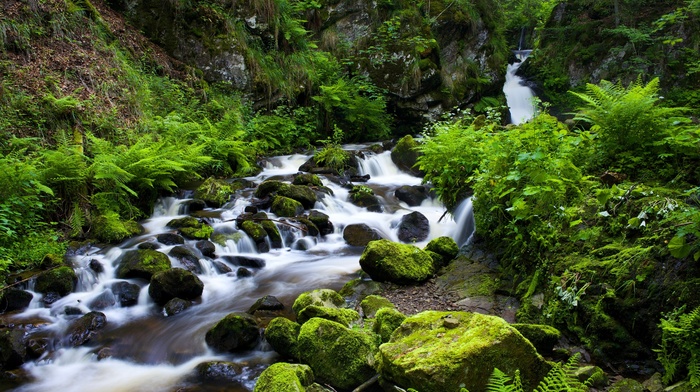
[{"xmin": 397, "ymin": 211, "xmax": 430, "ymax": 243}]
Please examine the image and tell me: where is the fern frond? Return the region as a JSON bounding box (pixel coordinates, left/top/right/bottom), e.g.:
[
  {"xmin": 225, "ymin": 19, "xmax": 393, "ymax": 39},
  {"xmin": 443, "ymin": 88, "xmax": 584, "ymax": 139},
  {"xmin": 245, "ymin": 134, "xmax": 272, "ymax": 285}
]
[{"xmin": 486, "ymin": 368, "xmax": 517, "ymax": 392}]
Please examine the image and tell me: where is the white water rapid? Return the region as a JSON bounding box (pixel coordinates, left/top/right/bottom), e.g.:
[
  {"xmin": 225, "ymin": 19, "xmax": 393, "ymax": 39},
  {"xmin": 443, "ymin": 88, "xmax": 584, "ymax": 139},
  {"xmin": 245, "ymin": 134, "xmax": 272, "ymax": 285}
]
[
  {"xmin": 503, "ymin": 50, "xmax": 536, "ymax": 125},
  {"xmin": 3, "ymin": 147, "xmax": 475, "ymax": 392}
]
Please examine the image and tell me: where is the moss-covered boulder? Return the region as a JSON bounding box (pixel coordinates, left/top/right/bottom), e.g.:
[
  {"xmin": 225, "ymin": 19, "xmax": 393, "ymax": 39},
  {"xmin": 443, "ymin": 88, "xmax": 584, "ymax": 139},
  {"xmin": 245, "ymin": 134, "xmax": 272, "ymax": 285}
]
[
  {"xmin": 390, "ymin": 135, "xmax": 422, "ymax": 176},
  {"xmin": 254, "ymin": 180, "xmax": 286, "ymax": 199},
  {"xmin": 194, "ymin": 361, "xmax": 242, "ymax": 383},
  {"xmin": 297, "ymin": 318, "xmax": 378, "ymax": 391},
  {"xmin": 35, "ymin": 266, "xmax": 76, "ymax": 297},
  {"xmin": 148, "ymin": 268, "xmax": 204, "ymax": 306},
  {"xmin": 240, "ymin": 220, "xmax": 268, "ymax": 243},
  {"xmin": 360, "ymin": 295, "xmax": 394, "ymax": 318},
  {"xmin": 297, "ymin": 306, "xmax": 360, "ymax": 326},
  {"xmin": 609, "ymin": 378, "xmax": 644, "ymax": 392},
  {"xmin": 194, "ymin": 177, "xmax": 235, "ymax": 207},
  {"xmin": 373, "ymin": 307, "xmax": 406, "ymax": 343},
  {"xmin": 116, "ymin": 249, "xmax": 171, "ymax": 281},
  {"xmin": 292, "ymin": 289, "xmax": 345, "ymax": 317},
  {"xmin": 264, "ymin": 317, "xmax": 301, "ymax": 360},
  {"xmin": 271, "ymin": 195, "xmax": 305, "ymax": 217},
  {"xmin": 253, "ymin": 362, "xmax": 314, "ymax": 392},
  {"xmin": 261, "ymin": 220, "xmax": 282, "ymax": 248},
  {"xmin": 378, "ymin": 311, "xmax": 551, "ymax": 392},
  {"xmin": 424, "ymin": 236, "xmax": 459, "ymax": 268},
  {"xmin": 359, "ymin": 240, "xmax": 434, "ymax": 284},
  {"xmin": 166, "ymin": 217, "xmax": 213, "ymax": 240},
  {"xmin": 343, "ymin": 223, "xmax": 383, "ymax": 247},
  {"xmin": 308, "ymin": 210, "xmax": 333, "ymax": 236},
  {"xmin": 348, "ymin": 186, "xmax": 383, "ymax": 212},
  {"xmin": 292, "ymin": 173, "xmax": 323, "ymax": 187},
  {"xmin": 168, "ymin": 245, "xmax": 202, "ymax": 273},
  {"xmin": 512, "ymin": 323, "xmax": 561, "ymax": 354},
  {"xmin": 92, "ymin": 214, "xmax": 142, "ymax": 243},
  {"xmin": 279, "ymin": 184, "xmax": 317, "ymax": 209},
  {"xmin": 205, "ymin": 312, "xmax": 261, "ymax": 353}
]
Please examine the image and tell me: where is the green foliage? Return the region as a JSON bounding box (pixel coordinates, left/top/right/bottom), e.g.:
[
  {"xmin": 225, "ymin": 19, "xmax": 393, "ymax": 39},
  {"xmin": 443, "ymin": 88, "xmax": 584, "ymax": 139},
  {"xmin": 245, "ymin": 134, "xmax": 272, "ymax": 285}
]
[
  {"xmin": 486, "ymin": 353, "xmax": 588, "ymax": 392},
  {"xmin": 313, "ymin": 126, "xmax": 350, "ymax": 173},
  {"xmin": 656, "ymin": 306, "xmax": 700, "ymax": 387}
]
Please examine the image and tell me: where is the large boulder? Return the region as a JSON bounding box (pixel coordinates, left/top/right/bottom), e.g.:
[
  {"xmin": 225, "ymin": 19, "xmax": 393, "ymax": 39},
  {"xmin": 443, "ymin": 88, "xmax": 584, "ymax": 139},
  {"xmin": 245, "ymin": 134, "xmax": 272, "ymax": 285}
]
[
  {"xmin": 166, "ymin": 217, "xmax": 213, "ymax": 240},
  {"xmin": 264, "ymin": 317, "xmax": 301, "ymax": 360},
  {"xmin": 397, "ymin": 211, "xmax": 430, "ymax": 243},
  {"xmin": 390, "ymin": 135, "xmax": 422, "ymax": 176},
  {"xmin": 169, "ymin": 245, "xmax": 202, "ymax": 273},
  {"xmin": 65, "ymin": 311, "xmax": 107, "ymax": 347},
  {"xmin": 205, "ymin": 312, "xmax": 260, "ymax": 353},
  {"xmin": 0, "ymin": 329, "xmax": 27, "ymax": 370},
  {"xmin": 359, "ymin": 240, "xmax": 434, "ymax": 284},
  {"xmin": 373, "ymin": 307, "xmax": 406, "ymax": 343},
  {"xmin": 348, "ymin": 186, "xmax": 382, "ymax": 212},
  {"xmin": 35, "ymin": 266, "xmax": 76, "ymax": 297},
  {"xmin": 378, "ymin": 311, "xmax": 551, "ymax": 392},
  {"xmin": 297, "ymin": 318, "xmax": 378, "ymax": 391},
  {"xmin": 343, "ymin": 223, "xmax": 383, "ymax": 247},
  {"xmin": 308, "ymin": 210, "xmax": 334, "ymax": 236},
  {"xmin": 194, "ymin": 177, "xmax": 235, "ymax": 207},
  {"xmin": 148, "ymin": 268, "xmax": 204, "ymax": 305},
  {"xmin": 512, "ymin": 323, "xmax": 562, "ymax": 354},
  {"xmin": 253, "ymin": 363, "xmax": 314, "ymax": 392},
  {"xmin": 395, "ymin": 185, "xmax": 431, "ymax": 206},
  {"xmin": 271, "ymin": 195, "xmax": 304, "ymax": 217},
  {"xmin": 278, "ymin": 184, "xmax": 317, "ymax": 209},
  {"xmin": 360, "ymin": 295, "xmax": 394, "ymax": 318},
  {"xmin": 424, "ymin": 236, "xmax": 459, "ymax": 268},
  {"xmin": 292, "ymin": 173, "xmax": 323, "ymax": 187},
  {"xmin": 0, "ymin": 289, "xmax": 33, "ymax": 313},
  {"xmin": 116, "ymin": 249, "xmax": 171, "ymax": 280},
  {"xmin": 194, "ymin": 361, "xmax": 242, "ymax": 383},
  {"xmin": 292, "ymin": 289, "xmax": 345, "ymax": 317},
  {"xmin": 297, "ymin": 306, "xmax": 360, "ymax": 327}
]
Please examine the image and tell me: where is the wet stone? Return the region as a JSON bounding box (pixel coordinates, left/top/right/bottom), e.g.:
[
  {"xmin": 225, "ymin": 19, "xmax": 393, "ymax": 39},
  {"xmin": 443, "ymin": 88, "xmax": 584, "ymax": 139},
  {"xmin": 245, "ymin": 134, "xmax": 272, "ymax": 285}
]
[
  {"xmin": 156, "ymin": 233, "xmax": 185, "ymax": 246},
  {"xmin": 111, "ymin": 282, "xmax": 140, "ymax": 307},
  {"xmin": 237, "ymin": 268, "xmax": 253, "ymax": 278},
  {"xmin": 164, "ymin": 298, "xmax": 192, "ymax": 316},
  {"xmin": 88, "ymin": 259, "xmax": 104, "ymax": 274},
  {"xmin": 247, "ymin": 295, "xmax": 285, "ymax": 314}
]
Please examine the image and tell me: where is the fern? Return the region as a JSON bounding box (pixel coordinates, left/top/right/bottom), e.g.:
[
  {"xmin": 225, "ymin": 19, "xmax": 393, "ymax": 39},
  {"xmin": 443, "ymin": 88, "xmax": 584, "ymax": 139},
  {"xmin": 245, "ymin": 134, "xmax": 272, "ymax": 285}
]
[
  {"xmin": 485, "ymin": 354, "xmax": 588, "ymax": 392},
  {"xmin": 486, "ymin": 368, "xmax": 519, "ymax": 392},
  {"xmin": 657, "ymin": 306, "xmax": 700, "ymax": 387}
]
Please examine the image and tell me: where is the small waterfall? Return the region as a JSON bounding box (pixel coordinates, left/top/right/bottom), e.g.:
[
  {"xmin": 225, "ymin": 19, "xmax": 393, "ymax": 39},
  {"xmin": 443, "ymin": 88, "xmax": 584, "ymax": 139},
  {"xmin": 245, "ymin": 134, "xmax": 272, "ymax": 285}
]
[
  {"xmin": 503, "ymin": 50, "xmax": 536, "ymax": 125},
  {"xmin": 450, "ymin": 198, "xmax": 475, "ymax": 247}
]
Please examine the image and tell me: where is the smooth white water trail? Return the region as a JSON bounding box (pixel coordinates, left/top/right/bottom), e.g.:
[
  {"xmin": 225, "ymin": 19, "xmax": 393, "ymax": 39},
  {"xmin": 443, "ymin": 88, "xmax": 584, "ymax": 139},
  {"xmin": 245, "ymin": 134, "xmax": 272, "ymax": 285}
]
[
  {"xmin": 503, "ymin": 50, "xmax": 536, "ymax": 125},
  {"xmin": 5, "ymin": 145, "xmax": 473, "ymax": 392}
]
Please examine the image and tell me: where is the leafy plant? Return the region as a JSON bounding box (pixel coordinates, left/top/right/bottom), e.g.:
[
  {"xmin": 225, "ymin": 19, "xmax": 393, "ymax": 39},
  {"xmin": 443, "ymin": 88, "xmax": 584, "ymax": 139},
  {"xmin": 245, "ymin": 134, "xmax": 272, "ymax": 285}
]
[{"xmin": 656, "ymin": 306, "xmax": 700, "ymax": 387}]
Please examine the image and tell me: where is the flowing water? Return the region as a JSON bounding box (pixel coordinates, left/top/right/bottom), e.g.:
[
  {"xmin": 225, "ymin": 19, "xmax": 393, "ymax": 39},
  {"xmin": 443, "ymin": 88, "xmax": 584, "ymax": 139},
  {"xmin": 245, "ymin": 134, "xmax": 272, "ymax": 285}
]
[
  {"xmin": 503, "ymin": 50, "xmax": 536, "ymax": 125},
  {"xmin": 4, "ymin": 148, "xmax": 475, "ymax": 392}
]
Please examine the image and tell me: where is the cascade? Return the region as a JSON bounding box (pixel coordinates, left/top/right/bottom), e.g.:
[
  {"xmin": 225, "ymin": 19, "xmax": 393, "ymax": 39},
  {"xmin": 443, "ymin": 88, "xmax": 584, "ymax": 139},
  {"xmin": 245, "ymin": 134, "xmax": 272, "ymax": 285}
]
[
  {"xmin": 503, "ymin": 45, "xmax": 537, "ymax": 124},
  {"xmin": 4, "ymin": 146, "xmax": 474, "ymax": 392}
]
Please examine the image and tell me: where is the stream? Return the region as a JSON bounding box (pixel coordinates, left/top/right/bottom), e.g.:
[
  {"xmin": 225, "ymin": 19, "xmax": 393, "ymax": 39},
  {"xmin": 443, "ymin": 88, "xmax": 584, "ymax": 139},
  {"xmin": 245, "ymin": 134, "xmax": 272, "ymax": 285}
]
[{"xmin": 3, "ymin": 148, "xmax": 474, "ymax": 392}]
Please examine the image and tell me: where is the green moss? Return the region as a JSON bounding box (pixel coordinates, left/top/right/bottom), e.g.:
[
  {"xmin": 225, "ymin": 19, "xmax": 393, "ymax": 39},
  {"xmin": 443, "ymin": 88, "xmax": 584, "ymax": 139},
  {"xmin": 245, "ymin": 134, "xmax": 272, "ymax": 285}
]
[
  {"xmin": 180, "ymin": 225, "xmax": 213, "ymax": 240},
  {"xmin": 390, "ymin": 135, "xmax": 421, "ymax": 175},
  {"xmin": 35, "ymin": 266, "xmax": 76, "ymax": 296},
  {"xmin": 292, "ymin": 173, "xmax": 323, "ymax": 187},
  {"xmin": 205, "ymin": 312, "xmax": 260, "ymax": 353},
  {"xmin": 278, "ymin": 184, "xmax": 317, "ymax": 209},
  {"xmin": 373, "ymin": 307, "xmax": 406, "ymax": 343},
  {"xmin": 92, "ymin": 213, "xmax": 141, "ymax": 243},
  {"xmin": 264, "ymin": 317, "xmax": 301, "ymax": 360},
  {"xmin": 360, "ymin": 295, "xmax": 394, "ymax": 318},
  {"xmin": 241, "ymin": 221, "xmax": 268, "ymax": 242},
  {"xmin": 271, "ymin": 195, "xmax": 304, "ymax": 217},
  {"xmin": 115, "ymin": 249, "xmax": 171, "ymax": 280},
  {"xmin": 253, "ymin": 363, "xmax": 314, "ymax": 392},
  {"xmin": 297, "ymin": 317, "xmax": 378, "ymax": 391},
  {"xmin": 255, "ymin": 180, "xmax": 286, "ymax": 199},
  {"xmin": 194, "ymin": 177, "xmax": 234, "ymax": 207},
  {"xmin": 609, "ymin": 378, "xmax": 644, "ymax": 392},
  {"xmin": 297, "ymin": 305, "xmax": 360, "ymax": 326},
  {"xmin": 424, "ymin": 236, "xmax": 459, "ymax": 265},
  {"xmin": 359, "ymin": 239, "xmax": 434, "ymax": 284},
  {"xmin": 379, "ymin": 311, "xmax": 551, "ymax": 392},
  {"xmin": 511, "ymin": 324, "xmax": 561, "ymax": 354},
  {"xmin": 166, "ymin": 217, "xmax": 201, "ymax": 229},
  {"xmin": 211, "ymin": 231, "xmax": 244, "ymax": 246},
  {"xmin": 261, "ymin": 220, "xmax": 282, "ymax": 246},
  {"xmin": 292, "ymin": 289, "xmax": 345, "ymax": 317}
]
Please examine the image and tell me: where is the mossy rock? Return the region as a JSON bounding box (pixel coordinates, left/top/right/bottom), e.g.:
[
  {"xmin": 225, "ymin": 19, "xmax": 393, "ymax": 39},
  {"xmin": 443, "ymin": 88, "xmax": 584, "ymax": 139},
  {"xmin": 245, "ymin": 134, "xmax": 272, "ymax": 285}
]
[
  {"xmin": 609, "ymin": 378, "xmax": 644, "ymax": 392},
  {"xmin": 378, "ymin": 311, "xmax": 551, "ymax": 392},
  {"xmin": 360, "ymin": 295, "xmax": 394, "ymax": 318},
  {"xmin": 292, "ymin": 289, "xmax": 345, "ymax": 317},
  {"xmin": 35, "ymin": 266, "xmax": 76, "ymax": 297},
  {"xmin": 512, "ymin": 323, "xmax": 561, "ymax": 354},
  {"xmin": 359, "ymin": 239, "xmax": 434, "ymax": 284},
  {"xmin": 0, "ymin": 328, "xmax": 27, "ymax": 370},
  {"xmin": 167, "ymin": 217, "xmax": 201, "ymax": 229},
  {"xmin": 292, "ymin": 173, "xmax": 323, "ymax": 187},
  {"xmin": 308, "ymin": 210, "xmax": 333, "ymax": 236},
  {"xmin": 348, "ymin": 186, "xmax": 383, "ymax": 212},
  {"xmin": 254, "ymin": 180, "xmax": 286, "ymax": 199},
  {"xmin": 390, "ymin": 135, "xmax": 422, "ymax": 176},
  {"xmin": 278, "ymin": 184, "xmax": 317, "ymax": 209},
  {"xmin": 205, "ymin": 312, "xmax": 261, "ymax": 353},
  {"xmin": 148, "ymin": 268, "xmax": 204, "ymax": 305},
  {"xmin": 0, "ymin": 289, "xmax": 33, "ymax": 313},
  {"xmin": 261, "ymin": 220, "xmax": 282, "ymax": 248},
  {"xmin": 271, "ymin": 195, "xmax": 304, "ymax": 217},
  {"xmin": 295, "ymin": 217, "xmax": 319, "ymax": 237},
  {"xmin": 373, "ymin": 307, "xmax": 406, "ymax": 343},
  {"xmin": 253, "ymin": 362, "xmax": 314, "ymax": 392},
  {"xmin": 116, "ymin": 249, "xmax": 172, "ymax": 281},
  {"xmin": 241, "ymin": 220, "xmax": 268, "ymax": 243},
  {"xmin": 297, "ymin": 317, "xmax": 379, "ymax": 391},
  {"xmin": 180, "ymin": 225, "xmax": 213, "ymax": 240},
  {"xmin": 92, "ymin": 214, "xmax": 141, "ymax": 243},
  {"xmin": 297, "ymin": 305, "xmax": 360, "ymax": 326},
  {"xmin": 264, "ymin": 317, "xmax": 301, "ymax": 360},
  {"xmin": 424, "ymin": 236, "xmax": 459, "ymax": 268},
  {"xmin": 194, "ymin": 177, "xmax": 235, "ymax": 207},
  {"xmin": 211, "ymin": 231, "xmax": 244, "ymax": 246},
  {"xmin": 574, "ymin": 365, "xmax": 608, "ymax": 389}
]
